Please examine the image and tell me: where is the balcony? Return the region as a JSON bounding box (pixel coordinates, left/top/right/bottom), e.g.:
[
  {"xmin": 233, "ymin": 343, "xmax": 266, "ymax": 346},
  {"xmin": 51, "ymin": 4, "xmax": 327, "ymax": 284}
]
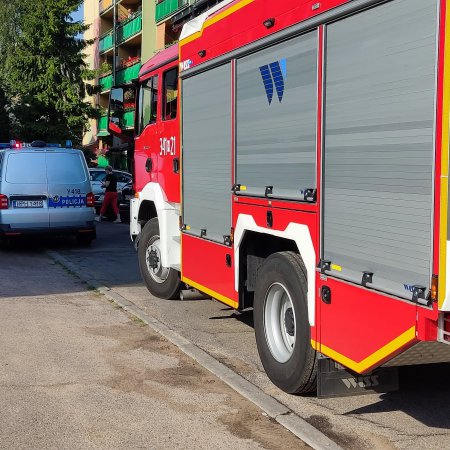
[
  {"xmin": 116, "ymin": 59, "xmax": 141, "ymax": 85},
  {"xmin": 97, "ymin": 116, "xmax": 109, "ymax": 137},
  {"xmin": 99, "ymin": 0, "xmax": 113, "ymax": 14},
  {"xmin": 99, "ymin": 30, "xmax": 113, "ymax": 53},
  {"xmin": 156, "ymin": 0, "xmax": 188, "ymax": 23},
  {"xmin": 99, "ymin": 74, "xmax": 113, "ymax": 92},
  {"xmin": 116, "ymin": 12, "xmax": 142, "ymax": 45},
  {"xmin": 122, "ymin": 109, "xmax": 135, "ymax": 130}
]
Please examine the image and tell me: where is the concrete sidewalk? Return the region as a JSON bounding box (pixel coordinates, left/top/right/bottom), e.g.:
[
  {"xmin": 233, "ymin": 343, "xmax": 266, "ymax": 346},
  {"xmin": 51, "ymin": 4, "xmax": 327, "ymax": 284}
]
[
  {"xmin": 0, "ymin": 251, "xmax": 307, "ymax": 449},
  {"xmin": 51, "ymin": 222, "xmax": 450, "ymax": 450}
]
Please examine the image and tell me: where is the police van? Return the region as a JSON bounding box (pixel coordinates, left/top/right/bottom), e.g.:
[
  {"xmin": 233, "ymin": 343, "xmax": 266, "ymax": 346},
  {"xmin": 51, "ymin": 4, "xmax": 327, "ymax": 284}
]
[{"xmin": 0, "ymin": 141, "xmax": 96, "ymax": 244}]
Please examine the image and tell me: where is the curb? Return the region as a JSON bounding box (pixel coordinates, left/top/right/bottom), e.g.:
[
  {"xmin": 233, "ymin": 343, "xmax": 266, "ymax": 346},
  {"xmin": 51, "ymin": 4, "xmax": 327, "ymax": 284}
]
[{"xmin": 47, "ymin": 250, "xmax": 343, "ymax": 450}]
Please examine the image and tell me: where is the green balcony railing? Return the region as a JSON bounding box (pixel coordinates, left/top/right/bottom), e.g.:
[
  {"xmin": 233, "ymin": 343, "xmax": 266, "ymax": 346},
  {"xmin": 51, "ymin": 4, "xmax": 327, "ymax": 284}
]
[
  {"xmin": 122, "ymin": 109, "xmax": 135, "ymax": 129},
  {"xmin": 156, "ymin": 0, "xmax": 188, "ymax": 23},
  {"xmin": 99, "ymin": 31, "xmax": 113, "ymax": 53},
  {"xmin": 97, "ymin": 116, "xmax": 109, "ymax": 137},
  {"xmin": 98, "ymin": 116, "xmax": 108, "ymax": 131},
  {"xmin": 116, "ymin": 62, "xmax": 141, "ymax": 85},
  {"xmin": 99, "ymin": 74, "xmax": 113, "ymax": 92},
  {"xmin": 117, "ymin": 12, "xmax": 142, "ymax": 44}
]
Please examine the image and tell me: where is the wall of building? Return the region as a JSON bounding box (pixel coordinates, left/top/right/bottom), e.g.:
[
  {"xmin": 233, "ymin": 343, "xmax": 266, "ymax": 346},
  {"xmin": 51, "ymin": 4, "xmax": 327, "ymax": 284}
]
[
  {"xmin": 142, "ymin": 0, "xmax": 157, "ymax": 62},
  {"xmin": 83, "ymin": 0, "xmax": 99, "ymax": 148}
]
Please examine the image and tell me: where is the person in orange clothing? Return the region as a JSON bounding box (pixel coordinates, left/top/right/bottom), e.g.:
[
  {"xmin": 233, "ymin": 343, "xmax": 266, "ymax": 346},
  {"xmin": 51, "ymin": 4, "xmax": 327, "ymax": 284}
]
[{"xmin": 95, "ymin": 166, "xmax": 121, "ymax": 223}]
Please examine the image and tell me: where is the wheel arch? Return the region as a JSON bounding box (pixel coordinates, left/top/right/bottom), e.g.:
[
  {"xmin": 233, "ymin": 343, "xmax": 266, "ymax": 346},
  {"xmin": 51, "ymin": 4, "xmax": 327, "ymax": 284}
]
[
  {"xmin": 234, "ymin": 214, "xmax": 316, "ymax": 326},
  {"xmin": 135, "ymin": 183, "xmax": 181, "ymax": 268},
  {"xmin": 138, "ymin": 200, "xmax": 157, "ymax": 225}
]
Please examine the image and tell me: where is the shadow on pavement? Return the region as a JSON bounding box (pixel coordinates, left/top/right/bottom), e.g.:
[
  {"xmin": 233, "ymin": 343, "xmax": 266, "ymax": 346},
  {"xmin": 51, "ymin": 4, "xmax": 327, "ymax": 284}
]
[
  {"xmin": 346, "ymin": 363, "xmax": 450, "ymax": 429},
  {"xmin": 0, "ymin": 237, "xmax": 88, "ymax": 298}
]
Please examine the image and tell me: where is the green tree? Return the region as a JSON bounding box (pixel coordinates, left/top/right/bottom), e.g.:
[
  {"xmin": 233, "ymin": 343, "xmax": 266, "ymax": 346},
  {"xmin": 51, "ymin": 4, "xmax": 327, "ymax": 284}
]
[
  {"xmin": 0, "ymin": 86, "xmax": 10, "ymax": 142},
  {"xmin": 0, "ymin": 0, "xmax": 99, "ymax": 145}
]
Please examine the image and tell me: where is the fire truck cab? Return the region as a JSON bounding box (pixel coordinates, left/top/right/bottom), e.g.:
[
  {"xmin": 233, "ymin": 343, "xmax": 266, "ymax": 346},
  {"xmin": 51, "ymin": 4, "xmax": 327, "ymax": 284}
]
[{"xmin": 109, "ymin": 44, "xmax": 183, "ymax": 299}]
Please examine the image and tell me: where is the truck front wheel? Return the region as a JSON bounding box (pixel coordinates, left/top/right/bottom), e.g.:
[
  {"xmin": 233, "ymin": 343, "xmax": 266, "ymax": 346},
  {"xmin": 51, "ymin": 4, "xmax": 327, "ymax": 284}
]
[
  {"xmin": 254, "ymin": 251, "xmax": 317, "ymax": 394},
  {"xmin": 138, "ymin": 218, "xmax": 182, "ymax": 299}
]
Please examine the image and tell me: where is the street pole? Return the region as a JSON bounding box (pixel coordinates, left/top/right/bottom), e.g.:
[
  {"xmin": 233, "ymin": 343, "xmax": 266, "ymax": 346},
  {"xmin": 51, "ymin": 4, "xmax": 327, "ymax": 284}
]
[{"xmin": 113, "ymin": 0, "xmax": 117, "ymax": 86}]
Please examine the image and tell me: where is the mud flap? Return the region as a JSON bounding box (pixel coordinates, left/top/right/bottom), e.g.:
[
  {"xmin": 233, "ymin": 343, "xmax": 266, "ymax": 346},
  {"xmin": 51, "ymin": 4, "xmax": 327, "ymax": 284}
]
[{"xmin": 317, "ymin": 355, "xmax": 399, "ymax": 398}]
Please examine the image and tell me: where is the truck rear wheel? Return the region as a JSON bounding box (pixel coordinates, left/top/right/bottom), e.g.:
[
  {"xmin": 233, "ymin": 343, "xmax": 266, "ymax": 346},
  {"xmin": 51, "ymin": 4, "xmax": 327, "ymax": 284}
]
[
  {"xmin": 254, "ymin": 251, "xmax": 316, "ymax": 394},
  {"xmin": 138, "ymin": 218, "xmax": 182, "ymax": 299}
]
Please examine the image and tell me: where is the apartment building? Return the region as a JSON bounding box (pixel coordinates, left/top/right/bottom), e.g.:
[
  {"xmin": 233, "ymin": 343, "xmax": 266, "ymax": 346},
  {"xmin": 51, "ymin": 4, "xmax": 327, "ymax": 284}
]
[
  {"xmin": 83, "ymin": 0, "xmax": 155, "ymax": 168},
  {"xmin": 83, "ymin": 0, "xmax": 223, "ymax": 168}
]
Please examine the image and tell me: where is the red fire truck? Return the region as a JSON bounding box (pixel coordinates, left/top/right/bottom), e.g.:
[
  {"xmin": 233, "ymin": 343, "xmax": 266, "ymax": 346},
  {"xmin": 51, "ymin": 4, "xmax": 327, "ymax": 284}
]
[{"xmin": 109, "ymin": 0, "xmax": 450, "ymax": 395}]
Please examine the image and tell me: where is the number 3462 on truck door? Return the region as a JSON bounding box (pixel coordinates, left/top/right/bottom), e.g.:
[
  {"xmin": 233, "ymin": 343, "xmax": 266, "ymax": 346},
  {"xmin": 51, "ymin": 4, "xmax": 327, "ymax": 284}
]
[{"xmin": 160, "ymin": 137, "xmax": 176, "ymax": 156}]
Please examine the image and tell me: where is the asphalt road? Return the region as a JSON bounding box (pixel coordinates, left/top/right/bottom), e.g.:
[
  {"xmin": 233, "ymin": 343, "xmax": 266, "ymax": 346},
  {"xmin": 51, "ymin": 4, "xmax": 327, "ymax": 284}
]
[
  {"xmin": 0, "ymin": 240, "xmax": 308, "ymax": 449},
  {"xmin": 5, "ymin": 224, "xmax": 450, "ymax": 449}
]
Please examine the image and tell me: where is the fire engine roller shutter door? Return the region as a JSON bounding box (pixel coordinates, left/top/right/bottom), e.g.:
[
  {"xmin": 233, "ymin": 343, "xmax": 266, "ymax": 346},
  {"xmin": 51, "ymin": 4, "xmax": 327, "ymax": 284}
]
[
  {"xmin": 182, "ymin": 63, "xmax": 232, "ymax": 243},
  {"xmin": 236, "ymin": 31, "xmax": 317, "ymax": 200},
  {"xmin": 323, "ymin": 0, "xmax": 438, "ymax": 301}
]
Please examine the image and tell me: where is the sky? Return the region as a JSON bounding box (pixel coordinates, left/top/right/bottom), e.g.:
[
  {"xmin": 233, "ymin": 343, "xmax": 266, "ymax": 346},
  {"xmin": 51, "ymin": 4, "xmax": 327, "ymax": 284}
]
[
  {"xmin": 72, "ymin": 4, "xmax": 84, "ymax": 23},
  {"xmin": 72, "ymin": 4, "xmax": 84, "ymax": 39}
]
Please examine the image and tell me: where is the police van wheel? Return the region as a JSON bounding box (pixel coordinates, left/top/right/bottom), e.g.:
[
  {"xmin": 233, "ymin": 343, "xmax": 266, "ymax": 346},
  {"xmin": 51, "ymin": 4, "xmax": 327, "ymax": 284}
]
[
  {"xmin": 254, "ymin": 251, "xmax": 317, "ymax": 394},
  {"xmin": 138, "ymin": 218, "xmax": 182, "ymax": 300}
]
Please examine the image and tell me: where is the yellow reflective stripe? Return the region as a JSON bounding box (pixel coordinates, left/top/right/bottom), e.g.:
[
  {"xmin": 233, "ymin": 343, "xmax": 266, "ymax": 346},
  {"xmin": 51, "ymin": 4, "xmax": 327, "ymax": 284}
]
[
  {"xmin": 311, "ymin": 326, "xmax": 416, "ymax": 373},
  {"xmin": 182, "ymin": 276, "xmax": 239, "ymax": 309},
  {"xmin": 439, "ymin": 4, "xmax": 450, "ymax": 308},
  {"xmin": 180, "ymin": 0, "xmax": 255, "ymax": 47}
]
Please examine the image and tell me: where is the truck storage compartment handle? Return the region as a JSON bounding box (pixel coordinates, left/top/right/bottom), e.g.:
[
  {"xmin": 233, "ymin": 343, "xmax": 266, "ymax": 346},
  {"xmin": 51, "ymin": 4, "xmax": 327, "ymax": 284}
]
[{"xmin": 173, "ymin": 158, "xmax": 179, "ymax": 174}]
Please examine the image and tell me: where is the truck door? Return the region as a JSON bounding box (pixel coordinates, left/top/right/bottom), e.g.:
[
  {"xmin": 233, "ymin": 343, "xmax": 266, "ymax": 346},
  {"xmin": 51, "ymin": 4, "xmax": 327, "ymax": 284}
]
[
  {"xmin": 318, "ymin": 0, "xmax": 438, "ymax": 372},
  {"xmin": 158, "ymin": 66, "xmax": 180, "ymax": 203},
  {"xmin": 134, "ymin": 74, "xmax": 159, "ymax": 192}
]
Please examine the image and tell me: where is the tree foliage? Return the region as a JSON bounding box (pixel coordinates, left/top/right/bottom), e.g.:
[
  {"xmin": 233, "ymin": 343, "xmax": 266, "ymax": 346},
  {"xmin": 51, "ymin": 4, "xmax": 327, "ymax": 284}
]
[{"xmin": 0, "ymin": 0, "xmax": 98, "ymax": 145}]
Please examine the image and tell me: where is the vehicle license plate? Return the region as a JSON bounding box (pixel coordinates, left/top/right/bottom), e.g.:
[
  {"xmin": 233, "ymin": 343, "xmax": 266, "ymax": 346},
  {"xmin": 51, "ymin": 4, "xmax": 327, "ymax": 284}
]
[{"xmin": 12, "ymin": 200, "xmax": 44, "ymax": 208}]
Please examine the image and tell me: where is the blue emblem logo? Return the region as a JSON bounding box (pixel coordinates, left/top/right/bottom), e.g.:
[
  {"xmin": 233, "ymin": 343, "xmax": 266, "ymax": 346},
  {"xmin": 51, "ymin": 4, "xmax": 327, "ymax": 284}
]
[{"xmin": 259, "ymin": 59, "xmax": 287, "ymax": 104}]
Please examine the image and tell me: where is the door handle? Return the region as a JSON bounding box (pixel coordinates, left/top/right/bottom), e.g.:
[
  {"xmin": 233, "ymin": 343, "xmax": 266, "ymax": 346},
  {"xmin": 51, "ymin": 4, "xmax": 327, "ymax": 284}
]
[{"xmin": 143, "ymin": 146, "xmax": 150, "ymax": 150}]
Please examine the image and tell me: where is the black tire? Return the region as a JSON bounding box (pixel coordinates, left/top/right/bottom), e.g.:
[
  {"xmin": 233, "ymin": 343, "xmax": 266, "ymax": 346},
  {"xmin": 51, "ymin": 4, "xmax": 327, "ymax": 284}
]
[
  {"xmin": 138, "ymin": 218, "xmax": 182, "ymax": 299},
  {"xmin": 254, "ymin": 251, "xmax": 317, "ymax": 394}
]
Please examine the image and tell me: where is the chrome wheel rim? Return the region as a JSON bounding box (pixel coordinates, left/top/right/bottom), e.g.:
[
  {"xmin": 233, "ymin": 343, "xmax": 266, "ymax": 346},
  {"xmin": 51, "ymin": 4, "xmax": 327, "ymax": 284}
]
[
  {"xmin": 145, "ymin": 236, "xmax": 169, "ymax": 283},
  {"xmin": 264, "ymin": 282, "xmax": 296, "ymax": 363}
]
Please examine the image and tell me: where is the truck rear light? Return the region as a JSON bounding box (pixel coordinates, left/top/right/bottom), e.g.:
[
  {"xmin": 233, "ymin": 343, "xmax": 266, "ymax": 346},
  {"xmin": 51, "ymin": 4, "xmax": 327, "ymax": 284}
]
[
  {"xmin": 86, "ymin": 192, "xmax": 95, "ymax": 207},
  {"xmin": 431, "ymin": 275, "xmax": 438, "ymax": 302},
  {"xmin": 0, "ymin": 194, "xmax": 8, "ymax": 209}
]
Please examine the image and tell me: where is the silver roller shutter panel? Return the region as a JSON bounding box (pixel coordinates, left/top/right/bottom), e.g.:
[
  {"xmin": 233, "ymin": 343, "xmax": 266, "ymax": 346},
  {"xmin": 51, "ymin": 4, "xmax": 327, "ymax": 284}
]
[
  {"xmin": 182, "ymin": 64, "xmax": 232, "ymax": 243},
  {"xmin": 236, "ymin": 31, "xmax": 318, "ymax": 200},
  {"xmin": 323, "ymin": 0, "xmax": 438, "ymax": 300}
]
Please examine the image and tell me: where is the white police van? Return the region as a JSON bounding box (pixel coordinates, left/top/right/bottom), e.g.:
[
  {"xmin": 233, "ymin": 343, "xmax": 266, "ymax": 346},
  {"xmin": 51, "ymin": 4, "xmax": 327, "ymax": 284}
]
[{"xmin": 0, "ymin": 141, "xmax": 96, "ymax": 244}]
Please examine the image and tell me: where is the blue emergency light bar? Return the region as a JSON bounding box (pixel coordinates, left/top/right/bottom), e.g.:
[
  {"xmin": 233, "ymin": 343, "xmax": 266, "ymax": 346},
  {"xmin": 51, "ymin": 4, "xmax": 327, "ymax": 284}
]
[{"xmin": 2, "ymin": 140, "xmax": 65, "ymax": 149}]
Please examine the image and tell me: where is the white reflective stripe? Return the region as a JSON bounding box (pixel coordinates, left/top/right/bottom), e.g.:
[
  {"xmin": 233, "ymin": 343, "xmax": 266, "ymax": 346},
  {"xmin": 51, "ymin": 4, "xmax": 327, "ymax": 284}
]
[
  {"xmin": 234, "ymin": 214, "xmax": 316, "ymax": 326},
  {"xmin": 179, "ymin": 0, "xmax": 235, "ymax": 41}
]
